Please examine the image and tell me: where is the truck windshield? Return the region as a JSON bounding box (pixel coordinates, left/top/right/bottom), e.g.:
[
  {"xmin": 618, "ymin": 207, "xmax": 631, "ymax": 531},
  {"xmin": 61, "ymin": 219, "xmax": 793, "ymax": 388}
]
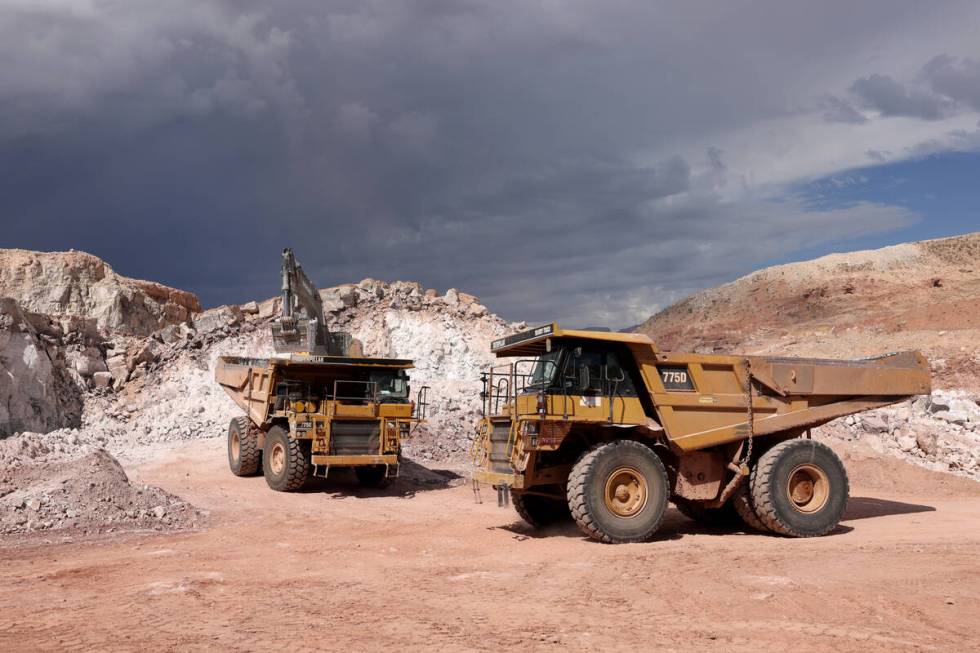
[
  {"xmin": 526, "ymin": 350, "xmax": 560, "ymax": 389},
  {"xmin": 370, "ymin": 370, "xmax": 409, "ymax": 399}
]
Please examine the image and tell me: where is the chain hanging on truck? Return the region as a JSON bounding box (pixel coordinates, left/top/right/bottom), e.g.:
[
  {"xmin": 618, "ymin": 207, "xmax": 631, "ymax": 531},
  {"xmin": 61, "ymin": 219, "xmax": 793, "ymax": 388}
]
[
  {"xmin": 705, "ymin": 365, "xmax": 757, "ymax": 509},
  {"xmin": 741, "ymin": 365, "xmax": 755, "ymax": 470}
]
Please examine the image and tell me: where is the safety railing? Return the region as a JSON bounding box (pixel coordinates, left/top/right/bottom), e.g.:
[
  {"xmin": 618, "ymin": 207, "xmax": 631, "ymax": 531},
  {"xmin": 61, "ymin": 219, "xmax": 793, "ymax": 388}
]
[
  {"xmin": 479, "ymin": 359, "xmax": 548, "ymax": 416},
  {"xmin": 413, "ymin": 385, "xmax": 431, "ymax": 421}
]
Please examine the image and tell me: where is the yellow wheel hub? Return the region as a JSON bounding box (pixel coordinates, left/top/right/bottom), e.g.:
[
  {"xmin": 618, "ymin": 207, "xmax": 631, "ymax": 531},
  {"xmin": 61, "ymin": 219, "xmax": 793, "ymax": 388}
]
[
  {"xmin": 603, "ymin": 467, "xmax": 648, "ymax": 518},
  {"xmin": 787, "ymin": 463, "xmax": 830, "ymax": 513},
  {"xmin": 270, "ymin": 442, "xmax": 286, "ymax": 475}
]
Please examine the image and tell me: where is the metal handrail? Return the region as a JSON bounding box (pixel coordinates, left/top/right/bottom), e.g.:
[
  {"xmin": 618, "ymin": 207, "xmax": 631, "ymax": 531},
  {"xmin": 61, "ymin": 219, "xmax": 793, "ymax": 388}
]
[
  {"xmin": 413, "ymin": 385, "xmax": 431, "ymax": 421},
  {"xmin": 480, "ymin": 359, "xmax": 551, "ymax": 416}
]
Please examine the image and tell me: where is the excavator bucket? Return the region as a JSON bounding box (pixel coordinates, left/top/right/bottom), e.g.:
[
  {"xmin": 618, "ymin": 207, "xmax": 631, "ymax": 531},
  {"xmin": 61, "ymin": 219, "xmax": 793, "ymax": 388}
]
[{"xmin": 270, "ymin": 316, "xmax": 317, "ymax": 353}]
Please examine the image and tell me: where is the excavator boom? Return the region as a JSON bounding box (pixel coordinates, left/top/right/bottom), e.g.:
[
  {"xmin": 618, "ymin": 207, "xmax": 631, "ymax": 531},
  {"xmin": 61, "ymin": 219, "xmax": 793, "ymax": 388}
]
[{"xmin": 272, "ymin": 248, "xmax": 349, "ymax": 355}]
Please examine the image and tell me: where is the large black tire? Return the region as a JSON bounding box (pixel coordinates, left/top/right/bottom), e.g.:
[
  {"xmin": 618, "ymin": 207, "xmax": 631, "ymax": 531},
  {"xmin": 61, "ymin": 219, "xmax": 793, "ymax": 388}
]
[
  {"xmin": 731, "ymin": 481, "xmax": 770, "ymax": 532},
  {"xmin": 750, "ymin": 439, "xmax": 849, "ymax": 537},
  {"xmin": 262, "ymin": 426, "xmax": 309, "ymax": 492},
  {"xmin": 567, "ymin": 440, "xmax": 669, "ymax": 543},
  {"xmin": 228, "ymin": 416, "xmax": 261, "ymax": 476},
  {"xmin": 355, "ymin": 465, "xmax": 391, "ymax": 488},
  {"xmin": 673, "ymin": 497, "xmax": 742, "ymax": 529},
  {"xmin": 512, "ymin": 489, "xmax": 571, "ymax": 528}
]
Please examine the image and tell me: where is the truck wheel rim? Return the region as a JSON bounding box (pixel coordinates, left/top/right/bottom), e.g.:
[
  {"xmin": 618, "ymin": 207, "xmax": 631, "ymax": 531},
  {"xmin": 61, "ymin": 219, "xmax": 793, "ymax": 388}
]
[
  {"xmin": 603, "ymin": 467, "xmax": 648, "ymax": 518},
  {"xmin": 270, "ymin": 442, "xmax": 286, "ymax": 475},
  {"xmin": 231, "ymin": 432, "xmax": 240, "ymax": 461},
  {"xmin": 787, "ymin": 464, "xmax": 829, "ymax": 513}
]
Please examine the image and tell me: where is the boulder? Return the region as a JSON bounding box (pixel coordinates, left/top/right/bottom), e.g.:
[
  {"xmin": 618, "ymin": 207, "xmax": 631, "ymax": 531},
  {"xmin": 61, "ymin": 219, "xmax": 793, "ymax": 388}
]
[
  {"xmin": 258, "ymin": 297, "xmax": 280, "ymax": 320},
  {"xmin": 357, "ymin": 279, "xmax": 385, "ymax": 300},
  {"xmin": 132, "ymin": 340, "xmax": 162, "ymax": 366},
  {"xmin": 240, "ymin": 301, "xmax": 259, "ymax": 315},
  {"xmin": 92, "ymin": 371, "xmax": 113, "ymax": 389},
  {"xmin": 0, "ymin": 298, "xmax": 83, "ymax": 435},
  {"xmin": 916, "ymin": 430, "xmax": 939, "ymax": 456},
  {"xmin": 105, "ymin": 354, "xmax": 130, "ymax": 389},
  {"xmin": 947, "ymin": 398, "xmax": 980, "ymax": 422},
  {"xmin": 58, "ymin": 316, "xmax": 101, "ymax": 343},
  {"xmin": 156, "ymin": 324, "xmax": 180, "ymax": 345},
  {"xmin": 911, "ymin": 395, "xmax": 930, "ymax": 415},
  {"xmin": 933, "ymin": 410, "xmax": 970, "ymax": 426},
  {"xmin": 339, "ymin": 286, "xmax": 359, "ymax": 307},
  {"xmin": 860, "ymin": 414, "xmax": 889, "ymax": 434},
  {"xmin": 193, "ymin": 305, "xmax": 242, "ymax": 335},
  {"xmin": 318, "ymin": 288, "xmax": 347, "ymax": 314},
  {"xmin": 897, "ymin": 433, "xmax": 918, "ymax": 452},
  {"xmin": 66, "ymin": 347, "xmax": 107, "ymax": 378}
]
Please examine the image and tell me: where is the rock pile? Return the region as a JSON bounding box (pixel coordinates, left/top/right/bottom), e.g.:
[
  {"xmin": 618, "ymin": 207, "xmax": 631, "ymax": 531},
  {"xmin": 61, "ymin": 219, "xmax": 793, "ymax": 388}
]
[
  {"xmin": 0, "ymin": 448, "xmax": 204, "ymax": 538},
  {"xmin": 816, "ymin": 390, "xmax": 980, "ymax": 479}
]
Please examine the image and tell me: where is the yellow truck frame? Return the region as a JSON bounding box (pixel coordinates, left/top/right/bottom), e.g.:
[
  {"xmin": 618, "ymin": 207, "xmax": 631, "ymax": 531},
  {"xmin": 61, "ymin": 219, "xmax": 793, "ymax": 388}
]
[
  {"xmin": 473, "ymin": 323, "xmax": 931, "ymax": 542},
  {"xmin": 216, "ymin": 354, "xmax": 428, "ymax": 491}
]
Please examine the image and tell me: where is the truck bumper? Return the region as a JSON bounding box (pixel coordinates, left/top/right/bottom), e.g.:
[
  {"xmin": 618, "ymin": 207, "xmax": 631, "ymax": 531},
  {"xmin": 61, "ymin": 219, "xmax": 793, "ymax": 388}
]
[
  {"xmin": 473, "ymin": 468, "xmax": 524, "ymax": 489},
  {"xmin": 310, "ymin": 454, "xmax": 398, "ymax": 467}
]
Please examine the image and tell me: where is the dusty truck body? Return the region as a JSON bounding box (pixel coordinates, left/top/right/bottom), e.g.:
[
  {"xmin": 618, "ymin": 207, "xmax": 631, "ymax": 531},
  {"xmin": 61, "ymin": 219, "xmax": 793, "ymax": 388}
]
[
  {"xmin": 216, "ymin": 354, "xmax": 426, "ymax": 490},
  {"xmin": 472, "ymin": 323, "xmax": 931, "ymax": 542},
  {"xmin": 215, "ymin": 248, "xmax": 427, "ymax": 491}
]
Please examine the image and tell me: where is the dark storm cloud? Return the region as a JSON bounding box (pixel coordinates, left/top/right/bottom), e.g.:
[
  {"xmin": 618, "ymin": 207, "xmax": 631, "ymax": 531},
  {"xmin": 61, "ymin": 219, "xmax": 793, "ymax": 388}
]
[
  {"xmin": 850, "ymin": 74, "xmax": 950, "ymax": 120},
  {"xmin": 922, "ymin": 55, "xmax": 980, "ymax": 112},
  {"xmin": 826, "ymin": 54, "xmax": 980, "ymax": 125},
  {"xmin": 0, "ymin": 1, "xmax": 976, "ymax": 326},
  {"xmin": 818, "ymin": 95, "xmax": 868, "ymax": 124}
]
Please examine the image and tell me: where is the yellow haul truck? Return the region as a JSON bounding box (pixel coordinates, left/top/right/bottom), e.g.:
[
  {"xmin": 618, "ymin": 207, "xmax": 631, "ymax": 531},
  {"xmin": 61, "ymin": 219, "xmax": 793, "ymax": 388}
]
[
  {"xmin": 215, "ymin": 249, "xmax": 428, "ymax": 491},
  {"xmin": 472, "ymin": 323, "xmax": 931, "ymax": 542}
]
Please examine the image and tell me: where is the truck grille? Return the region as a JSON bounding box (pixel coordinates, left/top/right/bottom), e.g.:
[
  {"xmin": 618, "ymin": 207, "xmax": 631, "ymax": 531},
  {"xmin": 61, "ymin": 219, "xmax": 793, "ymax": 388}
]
[
  {"xmin": 488, "ymin": 420, "xmax": 514, "ymax": 474},
  {"xmin": 330, "ymin": 421, "xmax": 381, "ymax": 455}
]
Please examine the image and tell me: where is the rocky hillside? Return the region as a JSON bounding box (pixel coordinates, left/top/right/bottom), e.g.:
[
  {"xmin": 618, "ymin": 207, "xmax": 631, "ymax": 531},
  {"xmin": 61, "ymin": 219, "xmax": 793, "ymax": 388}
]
[
  {"xmin": 0, "ymin": 249, "xmax": 200, "ymax": 336},
  {"xmin": 636, "ymin": 232, "xmax": 980, "ymax": 390},
  {"xmin": 636, "ymin": 231, "xmax": 980, "ymax": 478}
]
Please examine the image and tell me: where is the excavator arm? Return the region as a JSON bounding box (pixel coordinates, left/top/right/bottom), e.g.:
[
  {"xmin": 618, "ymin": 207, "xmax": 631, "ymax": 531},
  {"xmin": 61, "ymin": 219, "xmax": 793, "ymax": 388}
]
[
  {"xmin": 280, "ymin": 248, "xmax": 326, "ymax": 331},
  {"xmin": 272, "ymin": 248, "xmax": 350, "ymax": 355}
]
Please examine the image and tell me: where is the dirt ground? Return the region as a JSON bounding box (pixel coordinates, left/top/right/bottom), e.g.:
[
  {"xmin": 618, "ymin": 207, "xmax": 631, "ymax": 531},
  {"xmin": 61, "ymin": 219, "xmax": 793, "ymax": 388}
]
[{"xmin": 2, "ymin": 438, "xmax": 979, "ymax": 652}]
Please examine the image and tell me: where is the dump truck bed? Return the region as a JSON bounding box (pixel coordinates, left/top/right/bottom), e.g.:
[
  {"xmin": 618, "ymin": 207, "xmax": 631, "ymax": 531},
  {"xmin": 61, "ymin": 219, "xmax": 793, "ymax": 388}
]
[
  {"xmin": 215, "ymin": 354, "xmax": 413, "ymax": 428},
  {"xmin": 651, "ymin": 349, "xmax": 930, "ymax": 451}
]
